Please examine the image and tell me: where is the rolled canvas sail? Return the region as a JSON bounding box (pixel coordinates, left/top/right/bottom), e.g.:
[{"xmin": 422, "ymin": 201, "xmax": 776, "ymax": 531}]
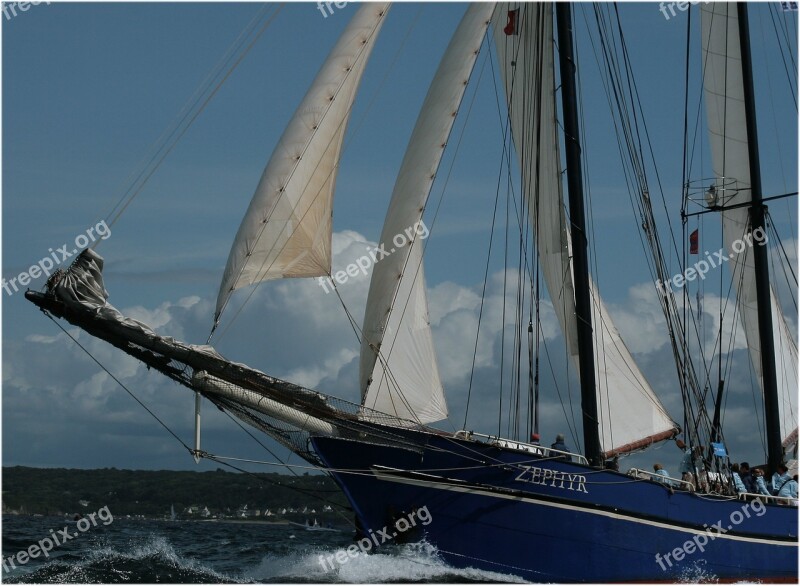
[
  {"xmin": 701, "ymin": 2, "xmax": 798, "ymax": 448},
  {"xmin": 492, "ymin": 3, "xmax": 678, "ymax": 456},
  {"xmin": 360, "ymin": 3, "xmax": 496, "ymax": 424},
  {"xmin": 215, "ymin": 4, "xmax": 389, "ymax": 324}
]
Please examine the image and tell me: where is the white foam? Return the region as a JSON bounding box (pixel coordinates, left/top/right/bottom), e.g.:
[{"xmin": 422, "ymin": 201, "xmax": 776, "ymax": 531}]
[
  {"xmin": 81, "ymin": 534, "xmax": 235, "ymax": 582},
  {"xmin": 248, "ymin": 541, "xmax": 524, "ymax": 583},
  {"xmin": 676, "ymin": 560, "xmax": 720, "ymax": 584}
]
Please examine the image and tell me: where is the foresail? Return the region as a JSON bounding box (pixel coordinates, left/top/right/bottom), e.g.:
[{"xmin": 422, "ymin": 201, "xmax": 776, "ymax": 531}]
[
  {"xmin": 359, "ymin": 3, "xmax": 495, "ymax": 424},
  {"xmin": 590, "ymin": 282, "xmax": 680, "ymax": 456},
  {"xmin": 215, "ymin": 4, "xmax": 389, "ymax": 324},
  {"xmin": 773, "ymin": 289, "xmax": 799, "ymax": 449},
  {"xmin": 701, "ymin": 2, "xmax": 798, "ymax": 448},
  {"xmin": 492, "ymin": 3, "xmax": 677, "ymax": 456}
]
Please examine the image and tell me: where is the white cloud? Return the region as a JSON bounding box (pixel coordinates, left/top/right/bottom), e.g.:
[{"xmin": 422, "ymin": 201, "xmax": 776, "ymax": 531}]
[{"xmin": 4, "ymin": 229, "xmax": 792, "ymax": 473}]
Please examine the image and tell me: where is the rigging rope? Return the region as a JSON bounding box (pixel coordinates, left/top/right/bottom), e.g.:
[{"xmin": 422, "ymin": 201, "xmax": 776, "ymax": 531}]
[
  {"xmin": 103, "ymin": 4, "xmax": 283, "ymax": 231},
  {"xmin": 200, "ymin": 454, "xmax": 356, "ymax": 527},
  {"xmin": 44, "ymin": 312, "xmax": 193, "ymax": 455},
  {"xmin": 42, "ymin": 307, "xmax": 362, "ymax": 524}
]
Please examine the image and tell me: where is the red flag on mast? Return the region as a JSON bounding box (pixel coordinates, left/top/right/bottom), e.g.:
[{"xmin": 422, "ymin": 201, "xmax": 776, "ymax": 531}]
[
  {"xmin": 689, "ymin": 229, "xmax": 699, "ymax": 254},
  {"xmin": 504, "ymin": 9, "xmax": 519, "ymax": 35}
]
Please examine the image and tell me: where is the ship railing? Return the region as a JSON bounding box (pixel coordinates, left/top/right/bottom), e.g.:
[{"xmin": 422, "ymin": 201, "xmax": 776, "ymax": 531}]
[
  {"xmin": 454, "ymin": 430, "xmax": 589, "ymax": 465},
  {"xmin": 627, "ymin": 468, "xmax": 695, "ymax": 491},
  {"xmin": 737, "ymin": 491, "xmax": 799, "ymax": 506}
]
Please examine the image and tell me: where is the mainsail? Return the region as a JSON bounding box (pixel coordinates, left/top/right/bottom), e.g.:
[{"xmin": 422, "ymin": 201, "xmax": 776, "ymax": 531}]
[
  {"xmin": 359, "ymin": 3, "xmax": 495, "ymax": 424},
  {"xmin": 215, "ymin": 3, "xmax": 389, "ymax": 324},
  {"xmin": 701, "ymin": 2, "xmax": 798, "ymax": 448},
  {"xmin": 492, "ymin": 3, "xmax": 678, "ymax": 456}
]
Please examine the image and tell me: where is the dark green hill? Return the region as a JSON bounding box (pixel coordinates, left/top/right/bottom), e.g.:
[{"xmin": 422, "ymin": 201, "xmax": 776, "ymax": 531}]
[{"xmin": 1, "ymin": 466, "xmax": 348, "ymax": 520}]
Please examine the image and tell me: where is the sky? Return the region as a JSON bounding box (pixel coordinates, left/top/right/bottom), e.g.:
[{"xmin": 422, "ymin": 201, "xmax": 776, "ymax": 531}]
[{"xmin": 2, "ymin": 2, "xmax": 797, "ymax": 478}]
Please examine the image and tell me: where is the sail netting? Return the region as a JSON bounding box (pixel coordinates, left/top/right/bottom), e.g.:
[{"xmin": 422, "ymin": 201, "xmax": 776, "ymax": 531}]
[{"xmin": 28, "ymin": 250, "xmax": 438, "ymax": 467}]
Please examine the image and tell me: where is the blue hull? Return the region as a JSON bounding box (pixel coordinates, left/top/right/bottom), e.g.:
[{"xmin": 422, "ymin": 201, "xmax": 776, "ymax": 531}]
[{"xmin": 312, "ymin": 429, "xmax": 797, "ymax": 582}]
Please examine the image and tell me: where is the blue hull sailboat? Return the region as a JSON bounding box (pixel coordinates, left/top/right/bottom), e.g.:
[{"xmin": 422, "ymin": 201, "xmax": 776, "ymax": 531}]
[
  {"xmin": 312, "ymin": 428, "xmax": 796, "ymax": 581},
  {"xmin": 26, "ymin": 2, "xmax": 797, "ymax": 581}
]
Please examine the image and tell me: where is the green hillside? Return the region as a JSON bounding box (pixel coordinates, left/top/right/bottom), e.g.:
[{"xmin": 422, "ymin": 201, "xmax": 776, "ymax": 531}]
[{"xmin": 1, "ymin": 467, "xmax": 348, "ymax": 520}]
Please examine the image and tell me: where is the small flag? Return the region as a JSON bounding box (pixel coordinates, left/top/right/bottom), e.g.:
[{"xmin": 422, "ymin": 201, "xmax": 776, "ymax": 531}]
[
  {"xmin": 504, "ymin": 9, "xmax": 519, "ymax": 35},
  {"xmin": 689, "ymin": 229, "xmax": 699, "ymax": 254},
  {"xmin": 711, "ymin": 442, "xmax": 727, "ymax": 457}
]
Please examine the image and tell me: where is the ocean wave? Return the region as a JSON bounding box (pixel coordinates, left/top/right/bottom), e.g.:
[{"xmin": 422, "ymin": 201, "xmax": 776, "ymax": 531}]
[
  {"xmin": 4, "ymin": 535, "xmax": 238, "ymax": 584},
  {"xmin": 247, "ymin": 541, "xmax": 524, "ymax": 583}
]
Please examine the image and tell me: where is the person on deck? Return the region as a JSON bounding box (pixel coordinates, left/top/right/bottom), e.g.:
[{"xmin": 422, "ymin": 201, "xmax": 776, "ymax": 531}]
[
  {"xmin": 753, "ymin": 468, "xmax": 771, "ymax": 496},
  {"xmin": 772, "ymin": 464, "xmax": 792, "ymax": 496},
  {"xmin": 730, "ymin": 463, "xmax": 747, "ymax": 494},
  {"xmin": 530, "ymin": 433, "xmax": 540, "ymax": 446},
  {"xmin": 677, "ymin": 440, "xmax": 708, "ymax": 491},
  {"xmin": 676, "ymin": 439, "xmax": 697, "ymax": 489},
  {"xmin": 778, "ymin": 475, "xmax": 799, "ymax": 505},
  {"xmin": 777, "ymin": 475, "xmax": 798, "ymax": 503},
  {"xmin": 653, "ymin": 464, "xmax": 675, "ymax": 487},
  {"xmin": 739, "ymin": 462, "xmax": 756, "ymax": 493},
  {"xmin": 551, "ymin": 434, "xmax": 572, "ymax": 461}
]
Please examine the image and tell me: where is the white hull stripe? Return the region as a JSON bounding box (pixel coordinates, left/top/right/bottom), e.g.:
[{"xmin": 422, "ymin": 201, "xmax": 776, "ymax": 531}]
[{"xmin": 370, "ymin": 467, "xmax": 796, "ymax": 547}]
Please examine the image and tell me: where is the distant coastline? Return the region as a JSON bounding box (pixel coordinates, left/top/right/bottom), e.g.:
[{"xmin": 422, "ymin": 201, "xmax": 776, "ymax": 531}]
[{"xmin": 2, "ymin": 466, "xmax": 348, "ymax": 525}]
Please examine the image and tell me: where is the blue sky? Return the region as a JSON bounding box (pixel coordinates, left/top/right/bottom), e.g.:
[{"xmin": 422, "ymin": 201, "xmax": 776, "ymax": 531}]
[{"xmin": 3, "ymin": 2, "xmax": 797, "ymax": 476}]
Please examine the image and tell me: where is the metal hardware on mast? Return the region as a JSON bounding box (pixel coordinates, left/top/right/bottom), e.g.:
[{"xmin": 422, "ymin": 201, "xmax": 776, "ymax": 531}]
[{"xmin": 555, "ymin": 3, "xmax": 602, "ymax": 467}]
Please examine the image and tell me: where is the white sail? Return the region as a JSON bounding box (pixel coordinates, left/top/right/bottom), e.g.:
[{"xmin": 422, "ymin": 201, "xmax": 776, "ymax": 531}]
[
  {"xmin": 359, "ymin": 3, "xmax": 495, "ymax": 424},
  {"xmin": 215, "ymin": 4, "xmax": 389, "ymax": 323},
  {"xmin": 492, "ymin": 3, "xmax": 578, "ymax": 358},
  {"xmin": 773, "ymin": 290, "xmax": 799, "ymax": 449},
  {"xmin": 492, "ymin": 3, "xmax": 678, "ymax": 456},
  {"xmin": 701, "ymin": 2, "xmax": 798, "ymax": 448},
  {"xmin": 590, "ymin": 282, "xmax": 679, "ymax": 455}
]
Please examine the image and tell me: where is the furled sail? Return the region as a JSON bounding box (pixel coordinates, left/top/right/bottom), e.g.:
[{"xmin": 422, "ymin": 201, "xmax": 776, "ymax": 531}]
[
  {"xmin": 492, "ymin": 3, "xmax": 678, "ymax": 456},
  {"xmin": 215, "ymin": 4, "xmax": 389, "ymax": 324},
  {"xmin": 359, "ymin": 3, "xmax": 495, "ymax": 424},
  {"xmin": 701, "ymin": 2, "xmax": 798, "ymax": 448}
]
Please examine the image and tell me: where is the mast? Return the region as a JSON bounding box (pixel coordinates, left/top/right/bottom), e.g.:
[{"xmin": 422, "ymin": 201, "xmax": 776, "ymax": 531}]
[
  {"xmin": 736, "ymin": 3, "xmax": 783, "ymax": 472},
  {"xmin": 555, "ymin": 3, "xmax": 601, "ymax": 466}
]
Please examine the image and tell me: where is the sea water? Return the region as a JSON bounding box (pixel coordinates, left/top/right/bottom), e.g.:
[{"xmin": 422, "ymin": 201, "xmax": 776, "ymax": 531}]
[{"xmin": 1, "ymin": 515, "xmax": 522, "ymax": 583}]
